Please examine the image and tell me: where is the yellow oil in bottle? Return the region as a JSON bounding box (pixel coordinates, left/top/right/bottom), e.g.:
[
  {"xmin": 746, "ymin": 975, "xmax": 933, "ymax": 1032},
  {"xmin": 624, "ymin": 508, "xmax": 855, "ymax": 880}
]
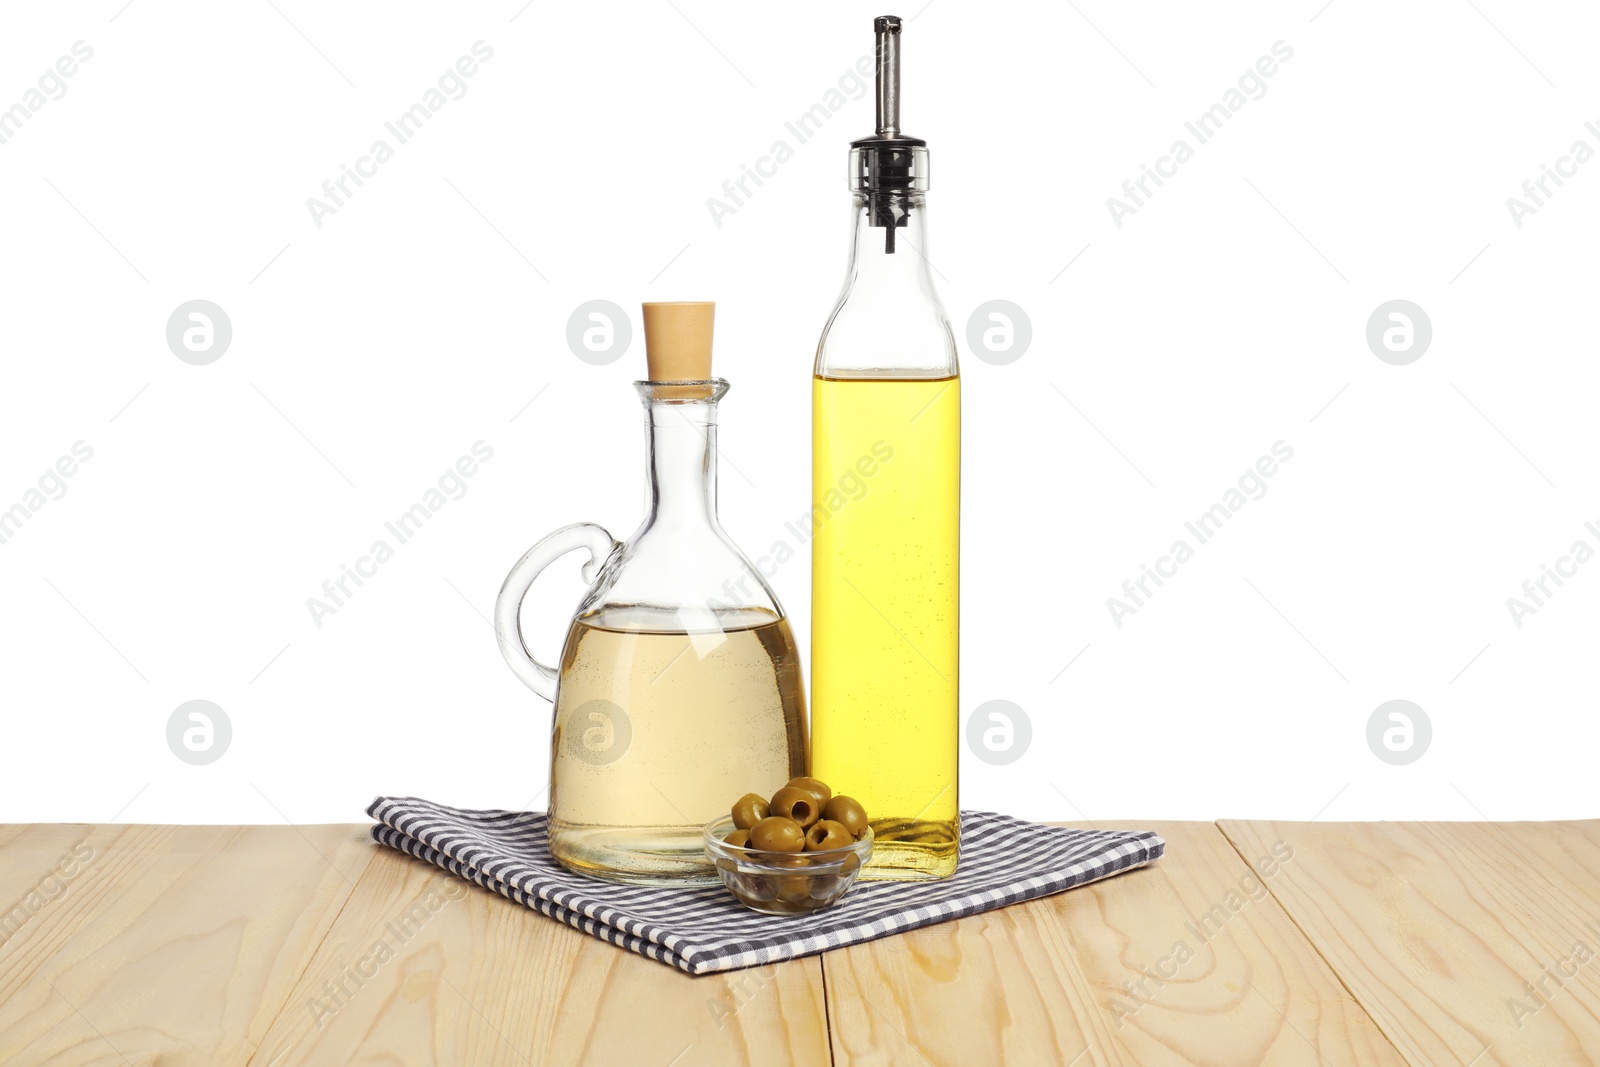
[{"xmin": 811, "ymin": 374, "xmax": 959, "ymax": 880}]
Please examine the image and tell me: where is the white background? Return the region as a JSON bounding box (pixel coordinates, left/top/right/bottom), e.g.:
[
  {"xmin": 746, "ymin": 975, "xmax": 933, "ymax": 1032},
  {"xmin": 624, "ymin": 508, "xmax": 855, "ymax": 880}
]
[{"xmin": 1, "ymin": 1, "xmax": 1595, "ymax": 826}]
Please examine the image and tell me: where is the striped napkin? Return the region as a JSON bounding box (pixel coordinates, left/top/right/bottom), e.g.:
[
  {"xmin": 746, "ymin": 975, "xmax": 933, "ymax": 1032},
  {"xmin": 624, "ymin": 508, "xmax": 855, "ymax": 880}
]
[{"xmin": 367, "ymin": 796, "xmax": 1164, "ymax": 976}]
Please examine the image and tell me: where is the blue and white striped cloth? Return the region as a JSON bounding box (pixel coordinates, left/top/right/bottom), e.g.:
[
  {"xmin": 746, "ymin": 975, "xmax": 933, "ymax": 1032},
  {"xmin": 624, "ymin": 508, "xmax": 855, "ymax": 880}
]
[{"xmin": 367, "ymin": 796, "xmax": 1164, "ymax": 976}]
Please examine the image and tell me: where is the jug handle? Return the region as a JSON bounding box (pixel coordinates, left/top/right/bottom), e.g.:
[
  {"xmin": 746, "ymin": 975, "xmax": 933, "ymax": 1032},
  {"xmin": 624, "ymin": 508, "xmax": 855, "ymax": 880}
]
[{"xmin": 494, "ymin": 522, "xmax": 621, "ymax": 701}]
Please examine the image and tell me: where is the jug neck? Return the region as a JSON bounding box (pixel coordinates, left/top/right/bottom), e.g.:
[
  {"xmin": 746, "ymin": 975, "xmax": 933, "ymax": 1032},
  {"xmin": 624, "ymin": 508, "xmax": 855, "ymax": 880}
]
[{"xmin": 636, "ymin": 380, "xmax": 728, "ymax": 533}]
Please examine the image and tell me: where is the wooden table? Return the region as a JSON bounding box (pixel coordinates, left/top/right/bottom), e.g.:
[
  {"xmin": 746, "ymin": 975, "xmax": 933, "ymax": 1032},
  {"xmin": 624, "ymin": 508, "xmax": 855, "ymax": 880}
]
[{"xmin": 2, "ymin": 820, "xmax": 1597, "ymax": 1065}]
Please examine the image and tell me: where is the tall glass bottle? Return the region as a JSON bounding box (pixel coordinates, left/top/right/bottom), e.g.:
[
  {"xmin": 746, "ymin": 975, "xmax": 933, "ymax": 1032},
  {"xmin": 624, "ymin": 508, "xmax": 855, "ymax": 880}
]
[{"xmin": 811, "ymin": 16, "xmax": 959, "ymax": 881}]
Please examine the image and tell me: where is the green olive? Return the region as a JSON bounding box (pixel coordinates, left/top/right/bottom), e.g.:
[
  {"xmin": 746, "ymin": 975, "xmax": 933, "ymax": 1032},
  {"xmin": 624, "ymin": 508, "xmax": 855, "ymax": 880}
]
[
  {"xmin": 769, "ymin": 786, "xmax": 822, "ymax": 828},
  {"xmin": 767, "ymin": 853, "xmax": 814, "ymax": 902},
  {"xmin": 786, "ymin": 776, "xmax": 833, "ymax": 809},
  {"xmin": 769, "ymin": 852, "xmax": 812, "ymax": 870},
  {"xmin": 725, "ymin": 829, "xmax": 751, "ymax": 848},
  {"xmin": 749, "ymin": 816, "xmax": 806, "ymax": 853},
  {"xmin": 731, "ymin": 793, "xmax": 770, "ymax": 830},
  {"xmin": 822, "ymin": 795, "xmax": 869, "ymax": 839},
  {"xmin": 805, "ymin": 819, "xmax": 853, "ymax": 852},
  {"xmin": 776, "ymin": 874, "xmax": 814, "ymax": 903}
]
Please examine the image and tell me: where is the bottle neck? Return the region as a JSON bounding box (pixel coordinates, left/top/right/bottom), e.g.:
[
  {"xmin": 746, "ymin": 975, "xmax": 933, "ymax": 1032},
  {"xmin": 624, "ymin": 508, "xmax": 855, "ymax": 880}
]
[
  {"xmin": 847, "ymin": 192, "xmax": 936, "ymax": 288},
  {"xmin": 816, "ymin": 192, "xmax": 956, "ymax": 379},
  {"xmin": 637, "ymin": 382, "xmax": 725, "ymax": 533}
]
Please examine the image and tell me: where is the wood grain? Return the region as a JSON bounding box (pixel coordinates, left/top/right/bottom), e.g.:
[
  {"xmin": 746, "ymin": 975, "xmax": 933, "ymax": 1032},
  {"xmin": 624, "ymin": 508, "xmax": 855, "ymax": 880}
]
[
  {"xmin": 0, "ymin": 822, "xmax": 374, "ymax": 1067},
  {"xmin": 1221, "ymin": 819, "xmax": 1600, "ymax": 1067},
  {"xmin": 248, "ymin": 840, "xmax": 831, "ymax": 1066},
  {"xmin": 822, "ymin": 821, "xmax": 1405, "ymax": 1066},
  {"xmin": 12, "ymin": 819, "xmax": 1597, "ymax": 1066}
]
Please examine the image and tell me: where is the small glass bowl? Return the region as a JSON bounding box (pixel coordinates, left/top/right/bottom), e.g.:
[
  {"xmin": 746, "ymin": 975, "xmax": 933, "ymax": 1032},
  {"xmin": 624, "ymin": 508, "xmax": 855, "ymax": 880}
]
[{"xmin": 702, "ymin": 816, "xmax": 874, "ymax": 915}]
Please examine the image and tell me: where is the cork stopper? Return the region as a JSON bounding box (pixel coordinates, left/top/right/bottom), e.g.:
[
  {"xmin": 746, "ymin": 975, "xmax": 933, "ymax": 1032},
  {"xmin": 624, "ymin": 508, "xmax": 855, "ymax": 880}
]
[{"xmin": 642, "ymin": 302, "xmax": 714, "ymax": 382}]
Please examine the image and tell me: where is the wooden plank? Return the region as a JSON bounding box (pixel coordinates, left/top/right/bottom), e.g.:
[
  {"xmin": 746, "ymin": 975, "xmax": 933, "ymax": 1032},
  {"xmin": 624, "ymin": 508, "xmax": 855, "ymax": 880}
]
[
  {"xmin": 249, "ymin": 838, "xmax": 830, "ymax": 1066},
  {"xmin": 1220, "ymin": 819, "xmax": 1600, "ymax": 1067},
  {"xmin": 822, "ymin": 821, "xmax": 1407, "ymax": 1066},
  {"xmin": 0, "ymin": 824, "xmax": 97, "ymax": 929},
  {"xmin": 0, "ymin": 822, "xmax": 374, "ymax": 1067}
]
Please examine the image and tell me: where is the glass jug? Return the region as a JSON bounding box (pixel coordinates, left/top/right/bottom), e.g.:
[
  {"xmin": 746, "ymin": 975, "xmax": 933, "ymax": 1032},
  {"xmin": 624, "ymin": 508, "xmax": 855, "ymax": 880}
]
[{"xmin": 495, "ymin": 362, "xmax": 807, "ymax": 886}]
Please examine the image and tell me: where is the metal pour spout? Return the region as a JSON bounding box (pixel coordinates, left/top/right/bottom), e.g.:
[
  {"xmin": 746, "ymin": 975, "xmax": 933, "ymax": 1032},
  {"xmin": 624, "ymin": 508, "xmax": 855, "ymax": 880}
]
[
  {"xmin": 849, "ymin": 15, "xmax": 929, "ymax": 255},
  {"xmin": 874, "ymin": 15, "xmax": 902, "ymax": 139}
]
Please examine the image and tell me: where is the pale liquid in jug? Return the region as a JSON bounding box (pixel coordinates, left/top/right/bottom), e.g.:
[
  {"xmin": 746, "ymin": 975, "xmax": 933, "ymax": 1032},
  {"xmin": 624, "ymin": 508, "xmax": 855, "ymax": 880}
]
[{"xmin": 548, "ymin": 604, "xmax": 807, "ymax": 884}]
